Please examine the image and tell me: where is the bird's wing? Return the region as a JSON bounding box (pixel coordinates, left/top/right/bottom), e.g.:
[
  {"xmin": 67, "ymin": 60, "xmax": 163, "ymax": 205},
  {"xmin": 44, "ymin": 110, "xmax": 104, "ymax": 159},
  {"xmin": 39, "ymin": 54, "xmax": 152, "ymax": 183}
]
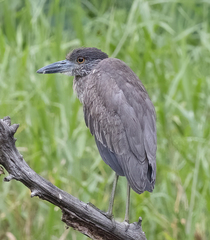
[{"xmin": 83, "ymin": 58, "xmax": 156, "ymax": 194}]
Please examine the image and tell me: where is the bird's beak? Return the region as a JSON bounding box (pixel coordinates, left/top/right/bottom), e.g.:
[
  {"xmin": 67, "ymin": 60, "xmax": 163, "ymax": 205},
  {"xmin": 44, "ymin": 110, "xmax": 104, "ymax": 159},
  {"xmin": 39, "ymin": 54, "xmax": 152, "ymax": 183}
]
[{"xmin": 37, "ymin": 60, "xmax": 75, "ymax": 75}]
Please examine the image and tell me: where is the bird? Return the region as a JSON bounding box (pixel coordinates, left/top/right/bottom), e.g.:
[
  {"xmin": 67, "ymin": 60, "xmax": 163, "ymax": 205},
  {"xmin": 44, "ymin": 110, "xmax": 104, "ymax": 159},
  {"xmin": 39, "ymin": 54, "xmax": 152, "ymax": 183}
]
[{"xmin": 37, "ymin": 47, "xmax": 156, "ymax": 222}]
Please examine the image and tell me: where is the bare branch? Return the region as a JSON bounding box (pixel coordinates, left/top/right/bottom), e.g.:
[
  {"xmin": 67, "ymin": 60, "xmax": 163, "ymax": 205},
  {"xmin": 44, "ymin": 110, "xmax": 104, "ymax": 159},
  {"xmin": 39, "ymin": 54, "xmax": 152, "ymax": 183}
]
[{"xmin": 0, "ymin": 117, "xmax": 147, "ymax": 240}]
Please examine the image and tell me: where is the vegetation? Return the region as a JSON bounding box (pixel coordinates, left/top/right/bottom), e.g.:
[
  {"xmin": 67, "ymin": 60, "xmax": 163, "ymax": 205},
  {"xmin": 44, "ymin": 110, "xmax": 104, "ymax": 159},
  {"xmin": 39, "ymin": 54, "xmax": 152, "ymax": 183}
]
[{"xmin": 0, "ymin": 0, "xmax": 210, "ymax": 239}]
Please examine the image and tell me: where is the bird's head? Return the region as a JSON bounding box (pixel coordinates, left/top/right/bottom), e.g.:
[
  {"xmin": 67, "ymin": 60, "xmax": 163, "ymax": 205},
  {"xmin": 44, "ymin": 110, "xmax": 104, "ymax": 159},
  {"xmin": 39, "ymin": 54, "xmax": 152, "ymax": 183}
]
[{"xmin": 37, "ymin": 47, "xmax": 108, "ymax": 77}]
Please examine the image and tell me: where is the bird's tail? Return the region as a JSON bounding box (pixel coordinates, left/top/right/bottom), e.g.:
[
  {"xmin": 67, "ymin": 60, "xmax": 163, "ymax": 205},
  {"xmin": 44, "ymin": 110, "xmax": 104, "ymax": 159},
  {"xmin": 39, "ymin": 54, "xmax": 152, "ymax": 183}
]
[{"xmin": 119, "ymin": 154, "xmax": 156, "ymax": 194}]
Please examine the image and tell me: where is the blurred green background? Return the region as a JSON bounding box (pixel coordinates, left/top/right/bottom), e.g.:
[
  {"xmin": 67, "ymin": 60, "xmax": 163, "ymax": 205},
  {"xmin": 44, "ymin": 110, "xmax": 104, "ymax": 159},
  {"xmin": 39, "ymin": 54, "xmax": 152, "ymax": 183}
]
[{"xmin": 0, "ymin": 0, "xmax": 210, "ymax": 239}]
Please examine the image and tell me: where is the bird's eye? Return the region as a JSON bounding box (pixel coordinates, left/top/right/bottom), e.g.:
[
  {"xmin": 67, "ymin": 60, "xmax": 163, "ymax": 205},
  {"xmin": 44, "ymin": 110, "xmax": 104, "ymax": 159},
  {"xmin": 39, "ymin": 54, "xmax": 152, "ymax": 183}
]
[{"xmin": 77, "ymin": 57, "xmax": 85, "ymax": 64}]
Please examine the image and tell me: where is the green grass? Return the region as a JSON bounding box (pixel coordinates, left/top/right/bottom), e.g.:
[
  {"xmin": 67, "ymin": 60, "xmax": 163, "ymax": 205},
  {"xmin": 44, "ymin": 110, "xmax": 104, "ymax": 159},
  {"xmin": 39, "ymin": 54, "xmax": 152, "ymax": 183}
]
[{"xmin": 0, "ymin": 0, "xmax": 210, "ymax": 239}]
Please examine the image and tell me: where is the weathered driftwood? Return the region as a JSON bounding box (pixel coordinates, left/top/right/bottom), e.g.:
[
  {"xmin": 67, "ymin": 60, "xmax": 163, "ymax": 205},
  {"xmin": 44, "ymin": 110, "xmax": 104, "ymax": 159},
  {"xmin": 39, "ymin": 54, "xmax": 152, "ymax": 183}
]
[{"xmin": 0, "ymin": 116, "xmax": 147, "ymax": 240}]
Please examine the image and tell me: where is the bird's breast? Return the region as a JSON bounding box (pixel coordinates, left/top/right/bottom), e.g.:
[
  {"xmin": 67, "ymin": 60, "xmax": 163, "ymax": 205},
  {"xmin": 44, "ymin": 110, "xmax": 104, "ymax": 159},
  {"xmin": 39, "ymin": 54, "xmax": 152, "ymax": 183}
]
[{"xmin": 73, "ymin": 75, "xmax": 89, "ymax": 104}]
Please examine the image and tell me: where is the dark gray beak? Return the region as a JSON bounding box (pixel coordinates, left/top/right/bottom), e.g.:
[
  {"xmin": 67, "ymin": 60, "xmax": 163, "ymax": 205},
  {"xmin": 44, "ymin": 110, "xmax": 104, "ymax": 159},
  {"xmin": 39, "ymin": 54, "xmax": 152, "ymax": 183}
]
[{"xmin": 37, "ymin": 60, "xmax": 74, "ymax": 74}]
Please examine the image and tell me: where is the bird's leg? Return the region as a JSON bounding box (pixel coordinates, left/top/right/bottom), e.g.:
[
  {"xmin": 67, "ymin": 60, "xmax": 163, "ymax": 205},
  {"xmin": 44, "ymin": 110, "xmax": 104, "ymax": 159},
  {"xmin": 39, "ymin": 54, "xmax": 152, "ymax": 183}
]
[
  {"xmin": 124, "ymin": 182, "xmax": 131, "ymax": 223},
  {"xmin": 107, "ymin": 173, "xmax": 119, "ymax": 218}
]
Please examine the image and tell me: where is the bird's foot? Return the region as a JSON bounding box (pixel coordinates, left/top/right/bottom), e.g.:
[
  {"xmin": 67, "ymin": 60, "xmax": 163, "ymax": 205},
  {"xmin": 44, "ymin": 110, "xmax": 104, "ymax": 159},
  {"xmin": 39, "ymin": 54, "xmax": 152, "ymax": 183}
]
[
  {"xmin": 105, "ymin": 211, "xmax": 113, "ymax": 220},
  {"xmin": 124, "ymin": 218, "xmax": 129, "ymax": 224},
  {"xmin": 87, "ymin": 202, "xmax": 115, "ymax": 221},
  {"xmin": 87, "ymin": 202, "xmax": 107, "ymax": 215},
  {"xmin": 123, "ymin": 220, "xmax": 130, "ymax": 232}
]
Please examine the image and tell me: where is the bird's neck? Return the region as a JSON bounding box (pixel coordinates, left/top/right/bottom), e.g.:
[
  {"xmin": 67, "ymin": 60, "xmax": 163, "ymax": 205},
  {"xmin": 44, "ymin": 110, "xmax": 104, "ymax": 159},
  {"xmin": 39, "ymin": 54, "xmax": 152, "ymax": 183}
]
[{"xmin": 73, "ymin": 75, "xmax": 88, "ymax": 104}]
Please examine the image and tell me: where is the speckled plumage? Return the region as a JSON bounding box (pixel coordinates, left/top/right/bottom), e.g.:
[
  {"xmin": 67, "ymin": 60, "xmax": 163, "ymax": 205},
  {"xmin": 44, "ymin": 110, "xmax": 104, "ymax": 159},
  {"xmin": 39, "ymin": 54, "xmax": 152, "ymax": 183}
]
[
  {"xmin": 37, "ymin": 47, "xmax": 157, "ymax": 195},
  {"xmin": 73, "ymin": 51, "xmax": 156, "ymax": 194}
]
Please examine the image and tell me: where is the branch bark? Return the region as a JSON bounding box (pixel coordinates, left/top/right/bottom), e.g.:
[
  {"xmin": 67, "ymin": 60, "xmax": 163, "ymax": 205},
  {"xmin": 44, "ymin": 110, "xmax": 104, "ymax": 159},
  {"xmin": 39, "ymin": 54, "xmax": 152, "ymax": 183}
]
[{"xmin": 0, "ymin": 116, "xmax": 147, "ymax": 240}]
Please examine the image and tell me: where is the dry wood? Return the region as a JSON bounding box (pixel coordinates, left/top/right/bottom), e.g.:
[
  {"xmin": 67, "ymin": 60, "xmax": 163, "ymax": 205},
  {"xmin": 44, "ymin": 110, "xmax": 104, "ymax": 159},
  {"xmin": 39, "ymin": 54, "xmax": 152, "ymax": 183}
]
[{"xmin": 0, "ymin": 116, "xmax": 147, "ymax": 240}]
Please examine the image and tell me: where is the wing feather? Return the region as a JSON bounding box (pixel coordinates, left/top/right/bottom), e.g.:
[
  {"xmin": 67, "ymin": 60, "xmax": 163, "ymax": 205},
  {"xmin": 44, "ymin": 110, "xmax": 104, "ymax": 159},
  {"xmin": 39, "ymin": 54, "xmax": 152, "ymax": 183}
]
[{"xmin": 83, "ymin": 58, "xmax": 156, "ymax": 193}]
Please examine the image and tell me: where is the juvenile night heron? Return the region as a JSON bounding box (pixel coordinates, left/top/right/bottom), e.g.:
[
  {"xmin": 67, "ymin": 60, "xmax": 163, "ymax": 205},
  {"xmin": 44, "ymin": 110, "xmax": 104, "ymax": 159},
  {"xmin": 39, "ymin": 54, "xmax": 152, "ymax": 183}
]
[{"xmin": 37, "ymin": 47, "xmax": 156, "ymax": 222}]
